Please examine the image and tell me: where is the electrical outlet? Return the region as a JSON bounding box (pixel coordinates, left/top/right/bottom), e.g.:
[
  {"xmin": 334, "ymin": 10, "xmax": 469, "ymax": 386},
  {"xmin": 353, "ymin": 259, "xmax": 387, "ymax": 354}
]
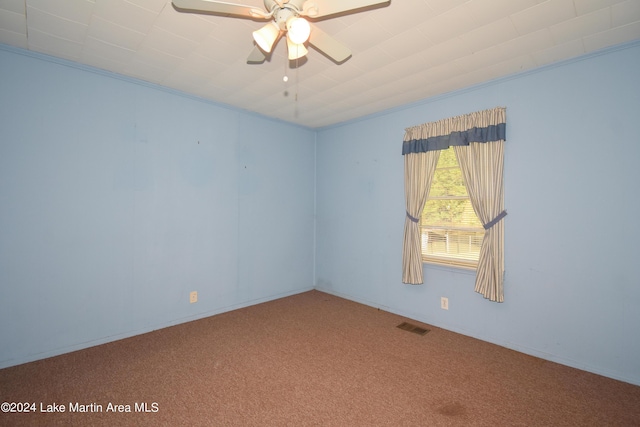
[
  {"xmin": 441, "ymin": 297, "xmax": 449, "ymax": 310},
  {"xmin": 190, "ymin": 291, "xmax": 198, "ymax": 304}
]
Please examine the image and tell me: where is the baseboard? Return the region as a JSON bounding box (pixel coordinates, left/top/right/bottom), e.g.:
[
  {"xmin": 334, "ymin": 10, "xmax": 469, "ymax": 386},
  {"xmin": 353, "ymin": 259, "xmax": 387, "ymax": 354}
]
[
  {"xmin": 314, "ymin": 287, "xmax": 640, "ymax": 387},
  {"xmin": 0, "ymin": 286, "xmax": 314, "ymax": 370}
]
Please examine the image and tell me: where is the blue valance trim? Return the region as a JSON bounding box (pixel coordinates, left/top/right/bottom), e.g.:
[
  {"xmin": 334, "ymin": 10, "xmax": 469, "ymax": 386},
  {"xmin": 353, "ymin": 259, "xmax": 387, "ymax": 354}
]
[{"xmin": 402, "ymin": 123, "xmax": 506, "ymax": 155}]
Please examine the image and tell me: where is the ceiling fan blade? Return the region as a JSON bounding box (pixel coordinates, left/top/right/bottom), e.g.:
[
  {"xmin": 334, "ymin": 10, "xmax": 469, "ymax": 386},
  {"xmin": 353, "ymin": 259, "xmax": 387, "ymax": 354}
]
[
  {"xmin": 308, "ymin": 24, "xmax": 351, "ymax": 63},
  {"xmin": 302, "ymin": 0, "xmax": 390, "ymax": 19},
  {"xmin": 172, "ymin": 0, "xmax": 268, "ymax": 19},
  {"xmin": 247, "ymin": 45, "xmax": 266, "ymax": 64}
]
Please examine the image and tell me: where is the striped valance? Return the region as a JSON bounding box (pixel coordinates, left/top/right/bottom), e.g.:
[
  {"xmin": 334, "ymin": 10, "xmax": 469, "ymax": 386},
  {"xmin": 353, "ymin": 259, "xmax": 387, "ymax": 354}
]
[{"xmin": 402, "ymin": 107, "xmax": 506, "ymax": 155}]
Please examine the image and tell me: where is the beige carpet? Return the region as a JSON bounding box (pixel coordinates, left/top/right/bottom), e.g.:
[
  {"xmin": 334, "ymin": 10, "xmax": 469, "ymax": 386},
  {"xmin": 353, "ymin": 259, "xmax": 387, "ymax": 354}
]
[{"xmin": 1, "ymin": 290, "xmax": 639, "ymax": 426}]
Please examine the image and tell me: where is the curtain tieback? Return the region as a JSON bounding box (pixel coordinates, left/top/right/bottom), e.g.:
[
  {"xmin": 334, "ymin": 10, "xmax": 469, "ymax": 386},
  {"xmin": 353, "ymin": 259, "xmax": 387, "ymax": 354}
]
[
  {"xmin": 483, "ymin": 210, "xmax": 507, "ymax": 230},
  {"xmin": 406, "ymin": 211, "xmax": 419, "ymax": 223}
]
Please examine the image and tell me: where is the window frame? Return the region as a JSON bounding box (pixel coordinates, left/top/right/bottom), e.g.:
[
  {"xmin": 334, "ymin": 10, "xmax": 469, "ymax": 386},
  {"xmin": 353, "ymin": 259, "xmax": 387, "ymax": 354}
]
[{"xmin": 419, "ymin": 148, "xmax": 484, "ymax": 269}]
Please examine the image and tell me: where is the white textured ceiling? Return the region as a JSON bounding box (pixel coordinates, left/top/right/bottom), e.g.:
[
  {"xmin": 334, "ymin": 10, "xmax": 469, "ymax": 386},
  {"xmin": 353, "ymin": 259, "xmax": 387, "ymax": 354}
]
[{"xmin": 1, "ymin": 0, "xmax": 639, "ymax": 128}]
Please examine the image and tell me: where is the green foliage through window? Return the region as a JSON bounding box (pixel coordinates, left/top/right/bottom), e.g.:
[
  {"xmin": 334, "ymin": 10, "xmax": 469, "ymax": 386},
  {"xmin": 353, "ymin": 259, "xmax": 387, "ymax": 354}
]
[{"xmin": 421, "ymin": 148, "xmax": 484, "ymax": 268}]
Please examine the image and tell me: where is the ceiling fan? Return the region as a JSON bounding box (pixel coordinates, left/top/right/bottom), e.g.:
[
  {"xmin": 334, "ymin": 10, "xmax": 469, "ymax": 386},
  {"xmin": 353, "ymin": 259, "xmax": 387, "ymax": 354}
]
[{"xmin": 172, "ymin": 0, "xmax": 390, "ymax": 64}]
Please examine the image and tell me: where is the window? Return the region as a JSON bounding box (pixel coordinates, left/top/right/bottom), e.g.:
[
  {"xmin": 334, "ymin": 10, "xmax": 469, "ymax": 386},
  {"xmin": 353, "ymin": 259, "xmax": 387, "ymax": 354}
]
[
  {"xmin": 420, "ymin": 147, "xmax": 484, "ymax": 268},
  {"xmin": 402, "ymin": 107, "xmax": 505, "ymax": 299}
]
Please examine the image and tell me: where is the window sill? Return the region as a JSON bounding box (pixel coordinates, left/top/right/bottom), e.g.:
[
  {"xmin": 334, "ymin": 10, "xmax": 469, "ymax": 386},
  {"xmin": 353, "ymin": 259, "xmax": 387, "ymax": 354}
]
[{"xmin": 423, "ymin": 260, "xmax": 477, "ymax": 275}]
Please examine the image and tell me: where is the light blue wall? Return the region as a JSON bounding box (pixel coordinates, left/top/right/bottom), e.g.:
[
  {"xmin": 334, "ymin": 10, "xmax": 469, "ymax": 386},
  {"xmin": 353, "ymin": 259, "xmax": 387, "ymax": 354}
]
[
  {"xmin": 315, "ymin": 41, "xmax": 640, "ymax": 386},
  {"xmin": 0, "ymin": 46, "xmax": 315, "ymax": 368}
]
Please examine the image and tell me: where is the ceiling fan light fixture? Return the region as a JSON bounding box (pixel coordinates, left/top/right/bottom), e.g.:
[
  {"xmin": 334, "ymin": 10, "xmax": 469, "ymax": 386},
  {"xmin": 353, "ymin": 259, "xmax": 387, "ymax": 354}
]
[
  {"xmin": 253, "ymin": 21, "xmax": 280, "ymax": 53},
  {"xmin": 287, "ymin": 37, "xmax": 308, "ymax": 60},
  {"xmin": 286, "ymin": 17, "xmax": 310, "ymax": 44},
  {"xmin": 173, "ymin": 0, "xmax": 372, "ymax": 65}
]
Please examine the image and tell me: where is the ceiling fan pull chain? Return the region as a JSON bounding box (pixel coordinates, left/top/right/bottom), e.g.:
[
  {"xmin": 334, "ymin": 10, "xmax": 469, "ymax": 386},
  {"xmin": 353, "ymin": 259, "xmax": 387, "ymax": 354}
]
[
  {"xmin": 295, "ymin": 54, "xmax": 300, "ymax": 103},
  {"xmin": 283, "ymin": 50, "xmax": 289, "ymax": 83}
]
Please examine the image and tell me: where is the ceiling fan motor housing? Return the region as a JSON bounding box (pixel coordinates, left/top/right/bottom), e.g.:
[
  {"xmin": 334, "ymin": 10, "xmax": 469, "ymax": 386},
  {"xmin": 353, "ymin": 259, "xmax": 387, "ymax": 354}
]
[
  {"xmin": 274, "ymin": 8, "xmax": 297, "ymax": 30},
  {"xmin": 263, "ymin": 0, "xmax": 309, "ymax": 14},
  {"xmin": 264, "ymin": 0, "xmax": 310, "ymax": 32}
]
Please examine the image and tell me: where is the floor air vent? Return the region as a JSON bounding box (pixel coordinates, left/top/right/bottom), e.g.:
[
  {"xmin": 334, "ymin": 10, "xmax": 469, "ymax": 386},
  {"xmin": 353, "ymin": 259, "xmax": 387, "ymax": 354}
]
[{"xmin": 397, "ymin": 322, "xmax": 430, "ymax": 335}]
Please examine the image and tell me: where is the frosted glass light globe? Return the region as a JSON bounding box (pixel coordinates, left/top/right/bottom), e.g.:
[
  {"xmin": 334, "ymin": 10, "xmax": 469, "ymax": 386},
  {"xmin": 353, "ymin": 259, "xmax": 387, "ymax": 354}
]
[{"xmin": 287, "ymin": 17, "xmax": 310, "ymax": 45}]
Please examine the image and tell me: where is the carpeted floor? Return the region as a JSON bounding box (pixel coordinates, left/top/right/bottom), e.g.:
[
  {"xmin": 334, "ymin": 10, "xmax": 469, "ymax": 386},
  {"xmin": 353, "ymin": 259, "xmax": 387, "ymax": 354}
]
[{"xmin": 1, "ymin": 290, "xmax": 639, "ymax": 426}]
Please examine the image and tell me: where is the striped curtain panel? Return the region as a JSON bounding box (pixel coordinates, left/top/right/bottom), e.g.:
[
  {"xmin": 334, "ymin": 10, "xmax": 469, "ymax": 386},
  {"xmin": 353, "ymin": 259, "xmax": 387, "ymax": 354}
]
[
  {"xmin": 402, "ymin": 107, "xmax": 507, "ymax": 302},
  {"xmin": 402, "ymin": 150, "xmax": 440, "ymax": 285},
  {"xmin": 454, "ymin": 140, "xmax": 506, "ymax": 302}
]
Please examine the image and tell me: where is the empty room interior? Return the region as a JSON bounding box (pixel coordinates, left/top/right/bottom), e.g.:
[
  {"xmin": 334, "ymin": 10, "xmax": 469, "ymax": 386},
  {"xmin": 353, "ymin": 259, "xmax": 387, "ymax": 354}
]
[{"xmin": 1, "ymin": 0, "xmax": 640, "ymax": 425}]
